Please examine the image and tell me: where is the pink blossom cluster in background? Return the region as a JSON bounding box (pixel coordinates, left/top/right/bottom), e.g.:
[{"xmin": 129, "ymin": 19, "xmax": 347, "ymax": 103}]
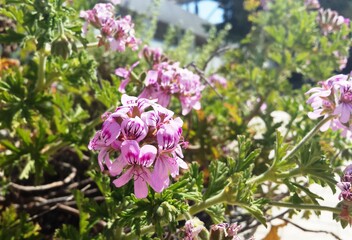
[
  {"xmin": 337, "ymin": 164, "xmax": 352, "ymax": 224},
  {"xmin": 209, "ymin": 74, "xmax": 228, "ymax": 88},
  {"xmin": 183, "ymin": 218, "xmax": 205, "ymax": 240},
  {"xmin": 210, "ymin": 222, "xmax": 254, "ymax": 240},
  {"xmin": 306, "ymin": 74, "xmax": 352, "ymax": 137},
  {"xmin": 139, "ymin": 45, "xmax": 168, "ymax": 67},
  {"xmin": 117, "ymin": 48, "xmax": 205, "ymax": 115},
  {"xmin": 317, "ymin": 8, "xmax": 350, "ymax": 35},
  {"xmin": 80, "ymin": 3, "xmax": 139, "ymax": 52},
  {"xmin": 304, "ymin": 0, "xmax": 320, "ymax": 9},
  {"xmin": 140, "ymin": 62, "xmax": 204, "ymax": 115},
  {"xmin": 88, "ymin": 94, "xmax": 188, "ymax": 198}
]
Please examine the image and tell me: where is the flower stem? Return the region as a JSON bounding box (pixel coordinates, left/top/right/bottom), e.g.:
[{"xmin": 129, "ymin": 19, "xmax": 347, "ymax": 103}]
[
  {"xmin": 269, "ymin": 201, "xmax": 341, "ymax": 214},
  {"xmin": 281, "ymin": 115, "xmax": 334, "ymax": 162},
  {"xmin": 34, "ymin": 49, "xmax": 47, "ymax": 93},
  {"xmin": 76, "ymin": 42, "xmax": 99, "ymax": 50},
  {"xmin": 248, "ymin": 116, "xmax": 334, "ymax": 185},
  {"xmin": 121, "ymin": 191, "xmax": 227, "ymax": 240}
]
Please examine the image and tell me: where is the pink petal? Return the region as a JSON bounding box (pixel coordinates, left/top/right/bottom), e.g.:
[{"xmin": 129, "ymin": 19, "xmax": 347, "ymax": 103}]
[
  {"xmin": 115, "ymin": 68, "xmax": 129, "ymax": 78},
  {"xmin": 134, "ymin": 172, "xmax": 149, "ymax": 198},
  {"xmin": 108, "ymin": 155, "xmax": 127, "ymax": 176},
  {"xmin": 139, "ymin": 144, "xmax": 157, "ymax": 167},
  {"xmin": 113, "ymin": 167, "xmax": 134, "ymax": 187},
  {"xmin": 145, "ymin": 70, "xmax": 158, "ymax": 86},
  {"xmin": 121, "ymin": 94, "xmax": 138, "ymax": 106},
  {"xmin": 339, "ymin": 104, "xmax": 350, "ymax": 123},
  {"xmin": 121, "ymin": 140, "xmax": 139, "ymax": 164},
  {"xmin": 101, "ymin": 117, "xmax": 121, "ymax": 145}
]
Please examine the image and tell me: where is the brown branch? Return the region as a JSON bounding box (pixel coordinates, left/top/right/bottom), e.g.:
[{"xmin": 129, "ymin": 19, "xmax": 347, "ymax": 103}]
[
  {"xmin": 187, "ymin": 62, "xmax": 224, "ymax": 100},
  {"xmin": 283, "ymin": 218, "xmax": 342, "ymax": 240},
  {"xmin": 10, "ymin": 162, "xmax": 77, "ymax": 192},
  {"xmin": 57, "ymin": 204, "xmax": 107, "ymax": 227},
  {"xmin": 202, "ymin": 45, "xmax": 234, "ymax": 71}
]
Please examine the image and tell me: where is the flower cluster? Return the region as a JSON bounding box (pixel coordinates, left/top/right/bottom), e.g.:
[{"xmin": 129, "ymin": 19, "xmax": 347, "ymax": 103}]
[
  {"xmin": 183, "ymin": 218, "xmax": 205, "ymax": 240},
  {"xmin": 337, "ymin": 164, "xmax": 352, "ymax": 202},
  {"xmin": 80, "ymin": 3, "xmax": 139, "ymax": 52},
  {"xmin": 304, "ymin": 0, "xmax": 320, "ymax": 9},
  {"xmin": 139, "ymin": 45, "xmax": 168, "ymax": 67},
  {"xmin": 306, "ymin": 74, "xmax": 352, "ymax": 137},
  {"xmin": 317, "ymin": 8, "xmax": 350, "ymax": 35},
  {"xmin": 337, "ymin": 165, "xmax": 352, "ymax": 224},
  {"xmin": 139, "ymin": 62, "xmax": 204, "ymax": 115},
  {"xmin": 209, "ymin": 74, "xmax": 227, "ymax": 88},
  {"xmin": 116, "ymin": 46, "xmax": 204, "ymax": 115},
  {"xmin": 210, "ymin": 223, "xmax": 254, "ymax": 240},
  {"xmin": 88, "ymin": 95, "xmax": 188, "ymax": 198}
]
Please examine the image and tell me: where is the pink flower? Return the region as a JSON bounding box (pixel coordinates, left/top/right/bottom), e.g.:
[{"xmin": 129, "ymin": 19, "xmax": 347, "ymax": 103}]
[
  {"xmin": 139, "ymin": 45, "xmax": 166, "ymax": 66},
  {"xmin": 184, "ymin": 218, "xmax": 205, "ymax": 240},
  {"xmin": 306, "ymin": 74, "xmax": 352, "ymax": 134},
  {"xmin": 80, "ymin": 4, "xmax": 139, "ymax": 52},
  {"xmin": 333, "ymin": 81, "xmax": 352, "ymax": 123},
  {"xmin": 210, "ymin": 223, "xmax": 253, "ymax": 240},
  {"xmin": 115, "ymin": 61, "xmax": 139, "ymax": 93},
  {"xmin": 88, "ymin": 94, "xmax": 188, "ymax": 198},
  {"xmin": 337, "ymin": 182, "xmax": 352, "ymax": 201},
  {"xmin": 341, "ymin": 164, "xmax": 352, "ymax": 182},
  {"xmin": 317, "ymin": 8, "xmax": 349, "ymax": 35},
  {"xmin": 304, "ymin": 0, "xmax": 320, "ymax": 9},
  {"xmin": 113, "ymin": 140, "xmax": 158, "ymax": 198},
  {"xmin": 209, "ymin": 74, "xmax": 227, "ymax": 88},
  {"xmin": 138, "ymin": 62, "xmax": 204, "ymax": 115}
]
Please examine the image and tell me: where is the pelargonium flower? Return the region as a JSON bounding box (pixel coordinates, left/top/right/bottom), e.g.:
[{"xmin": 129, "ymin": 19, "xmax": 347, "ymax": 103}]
[
  {"xmin": 115, "ymin": 61, "xmax": 139, "ymax": 93},
  {"xmin": 209, "ymin": 74, "xmax": 227, "ymax": 88},
  {"xmin": 88, "ymin": 94, "xmax": 188, "ymax": 198},
  {"xmin": 183, "ymin": 218, "xmax": 205, "ymax": 240},
  {"xmin": 306, "ymin": 74, "xmax": 352, "ymax": 134},
  {"xmin": 138, "ymin": 62, "xmax": 204, "ymax": 115},
  {"xmin": 317, "ymin": 8, "xmax": 349, "ymax": 35},
  {"xmin": 139, "ymin": 45, "xmax": 168, "ymax": 66},
  {"xmin": 80, "ymin": 3, "xmax": 139, "ymax": 52},
  {"xmin": 341, "ymin": 164, "xmax": 352, "ymax": 182},
  {"xmin": 337, "ymin": 182, "xmax": 352, "ymax": 201},
  {"xmin": 210, "ymin": 223, "xmax": 254, "ymax": 240},
  {"xmin": 304, "ymin": 0, "xmax": 320, "ymax": 9}
]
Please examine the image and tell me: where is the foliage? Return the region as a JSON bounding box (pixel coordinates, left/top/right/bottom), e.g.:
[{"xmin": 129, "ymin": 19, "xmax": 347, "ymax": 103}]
[{"xmin": 1, "ymin": 0, "xmax": 351, "ymax": 239}]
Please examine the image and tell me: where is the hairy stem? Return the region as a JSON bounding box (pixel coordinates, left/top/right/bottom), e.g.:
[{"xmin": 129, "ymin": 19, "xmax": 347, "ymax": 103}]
[
  {"xmin": 248, "ymin": 116, "xmax": 334, "ymax": 184},
  {"xmin": 121, "ymin": 191, "xmax": 227, "ymax": 240},
  {"xmin": 76, "ymin": 42, "xmax": 99, "ymax": 50},
  {"xmin": 269, "ymin": 201, "xmax": 341, "ymax": 214},
  {"xmin": 34, "ymin": 50, "xmax": 47, "ymax": 92},
  {"xmin": 281, "ymin": 115, "xmax": 334, "ymax": 162}
]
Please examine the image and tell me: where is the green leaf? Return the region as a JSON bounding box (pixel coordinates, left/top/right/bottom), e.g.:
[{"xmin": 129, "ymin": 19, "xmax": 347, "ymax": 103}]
[
  {"xmin": 203, "ymin": 160, "xmax": 229, "ymax": 199},
  {"xmin": 242, "ymin": 203, "xmax": 267, "ymax": 227},
  {"xmin": 73, "ymin": 190, "xmax": 91, "ymax": 236},
  {"xmin": 0, "ymin": 139, "xmax": 19, "ymax": 153},
  {"xmin": 19, "ymin": 159, "xmax": 35, "ymax": 180},
  {"xmin": 0, "ymin": 29, "xmax": 25, "ymax": 44},
  {"xmin": 205, "ymin": 204, "xmax": 226, "ymax": 224}
]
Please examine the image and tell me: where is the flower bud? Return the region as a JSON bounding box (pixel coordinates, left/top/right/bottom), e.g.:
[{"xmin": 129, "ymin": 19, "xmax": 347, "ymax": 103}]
[
  {"xmin": 51, "ymin": 35, "xmax": 72, "ymax": 59},
  {"xmin": 341, "ymin": 164, "xmax": 352, "ymax": 183}
]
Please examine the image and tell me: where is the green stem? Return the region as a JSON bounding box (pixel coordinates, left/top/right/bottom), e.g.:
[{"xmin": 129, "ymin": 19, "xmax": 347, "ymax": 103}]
[
  {"xmin": 121, "ymin": 191, "xmax": 227, "ymax": 240},
  {"xmin": 189, "ymin": 190, "xmax": 227, "ymax": 215},
  {"xmin": 114, "ymin": 226, "xmax": 123, "ymax": 240},
  {"xmin": 281, "ymin": 115, "xmax": 334, "ymax": 162},
  {"xmin": 34, "ymin": 50, "xmax": 47, "ymax": 93},
  {"xmin": 248, "ymin": 116, "xmax": 334, "ymax": 185},
  {"xmin": 269, "ymin": 201, "xmax": 341, "ymax": 214},
  {"xmin": 76, "ymin": 42, "xmax": 99, "ymax": 50}
]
